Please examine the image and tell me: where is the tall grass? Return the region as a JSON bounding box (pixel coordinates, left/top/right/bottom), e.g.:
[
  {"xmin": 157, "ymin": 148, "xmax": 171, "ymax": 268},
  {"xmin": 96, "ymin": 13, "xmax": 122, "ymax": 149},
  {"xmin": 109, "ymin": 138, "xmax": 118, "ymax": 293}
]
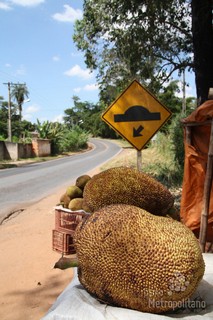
[{"xmin": 143, "ymin": 132, "xmax": 184, "ymax": 188}]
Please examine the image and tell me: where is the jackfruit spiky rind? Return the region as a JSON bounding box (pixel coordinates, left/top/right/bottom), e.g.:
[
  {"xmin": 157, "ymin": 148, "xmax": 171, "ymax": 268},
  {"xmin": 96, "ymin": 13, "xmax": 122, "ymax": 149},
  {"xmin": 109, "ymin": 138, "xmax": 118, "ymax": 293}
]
[
  {"xmin": 75, "ymin": 175, "xmax": 91, "ymax": 190},
  {"xmin": 74, "ymin": 204, "xmax": 205, "ymax": 314},
  {"xmin": 66, "ymin": 185, "xmax": 83, "ymax": 199},
  {"xmin": 83, "ymin": 166, "xmax": 174, "ymax": 215},
  {"xmin": 82, "ymin": 199, "xmax": 92, "ymax": 213}
]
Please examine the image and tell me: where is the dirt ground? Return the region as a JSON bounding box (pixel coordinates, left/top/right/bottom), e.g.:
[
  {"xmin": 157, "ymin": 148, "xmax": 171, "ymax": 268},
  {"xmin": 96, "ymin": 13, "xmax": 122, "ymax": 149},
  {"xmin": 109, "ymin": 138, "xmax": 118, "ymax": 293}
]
[{"xmin": 0, "ymin": 166, "xmax": 101, "ymax": 320}]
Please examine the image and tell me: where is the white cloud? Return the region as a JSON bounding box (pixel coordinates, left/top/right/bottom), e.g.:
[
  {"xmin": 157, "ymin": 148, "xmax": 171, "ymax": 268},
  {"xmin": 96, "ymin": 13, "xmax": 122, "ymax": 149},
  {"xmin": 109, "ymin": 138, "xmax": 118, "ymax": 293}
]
[
  {"xmin": 73, "ymin": 87, "xmax": 81, "ymax": 93},
  {"xmin": 10, "ymin": 0, "xmax": 45, "ymax": 6},
  {"xmin": 186, "ymin": 86, "xmax": 194, "ymax": 97},
  {"xmin": 52, "ymin": 5, "xmax": 82, "ymax": 23},
  {"xmin": 25, "ymin": 104, "xmax": 40, "ymax": 113},
  {"xmin": 23, "ymin": 113, "xmax": 32, "ymax": 121},
  {"xmin": 176, "ymin": 81, "xmax": 184, "ymax": 98},
  {"xmin": 84, "ymin": 83, "xmax": 99, "ymax": 91},
  {"xmin": 73, "ymin": 83, "xmax": 99, "ymax": 93},
  {"xmin": 176, "ymin": 80, "xmax": 196, "ymax": 98},
  {"xmin": 71, "ymin": 52, "xmax": 83, "ymax": 57},
  {"xmin": 15, "ymin": 65, "xmax": 26, "ymax": 76},
  {"xmin": 64, "ymin": 64, "xmax": 93, "ymax": 80},
  {"xmin": 0, "ymin": 2, "xmax": 12, "ymax": 10},
  {"xmin": 52, "ymin": 55, "xmax": 60, "ymax": 62},
  {"xmin": 5, "ymin": 63, "xmax": 11, "ymax": 67},
  {"xmin": 23, "ymin": 104, "xmax": 39, "ymax": 121},
  {"xmin": 52, "ymin": 114, "xmax": 64, "ymax": 123}
]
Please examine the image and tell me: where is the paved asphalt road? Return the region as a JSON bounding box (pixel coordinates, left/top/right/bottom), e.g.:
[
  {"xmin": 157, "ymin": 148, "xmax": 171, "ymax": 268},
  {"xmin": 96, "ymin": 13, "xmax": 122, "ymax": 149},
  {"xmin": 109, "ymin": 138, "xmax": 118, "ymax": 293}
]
[{"xmin": 0, "ymin": 138, "xmax": 121, "ymax": 222}]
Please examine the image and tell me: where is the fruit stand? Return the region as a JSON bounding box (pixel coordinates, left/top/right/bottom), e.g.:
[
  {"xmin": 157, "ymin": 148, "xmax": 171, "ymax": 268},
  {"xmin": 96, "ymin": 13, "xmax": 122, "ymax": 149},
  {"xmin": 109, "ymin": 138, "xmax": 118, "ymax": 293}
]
[{"xmin": 45, "ymin": 168, "xmax": 213, "ymax": 319}]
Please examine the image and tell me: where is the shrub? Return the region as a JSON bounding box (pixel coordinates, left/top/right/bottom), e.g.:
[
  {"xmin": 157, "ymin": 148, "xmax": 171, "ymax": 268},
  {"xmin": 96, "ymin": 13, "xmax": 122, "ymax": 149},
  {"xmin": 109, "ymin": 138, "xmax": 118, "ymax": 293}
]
[
  {"xmin": 59, "ymin": 126, "xmax": 89, "ymax": 152},
  {"xmin": 0, "ymin": 135, "xmax": 5, "ymax": 141}
]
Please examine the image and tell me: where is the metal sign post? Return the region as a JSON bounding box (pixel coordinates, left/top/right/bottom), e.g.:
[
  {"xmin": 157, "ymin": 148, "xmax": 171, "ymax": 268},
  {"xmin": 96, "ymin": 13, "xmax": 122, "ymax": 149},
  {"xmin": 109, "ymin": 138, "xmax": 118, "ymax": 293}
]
[{"xmin": 137, "ymin": 150, "xmax": 142, "ymax": 171}]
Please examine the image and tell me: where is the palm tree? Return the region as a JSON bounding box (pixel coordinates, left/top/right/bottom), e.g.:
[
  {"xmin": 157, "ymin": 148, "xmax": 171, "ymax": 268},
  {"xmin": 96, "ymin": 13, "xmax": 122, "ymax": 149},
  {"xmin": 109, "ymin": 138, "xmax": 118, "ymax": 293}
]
[{"xmin": 11, "ymin": 84, "xmax": 29, "ymax": 121}]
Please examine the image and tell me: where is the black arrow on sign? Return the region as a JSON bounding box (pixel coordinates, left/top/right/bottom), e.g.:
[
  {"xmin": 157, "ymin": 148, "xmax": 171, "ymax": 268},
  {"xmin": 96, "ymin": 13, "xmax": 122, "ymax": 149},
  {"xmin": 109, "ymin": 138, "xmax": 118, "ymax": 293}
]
[{"xmin": 133, "ymin": 125, "xmax": 144, "ymax": 137}]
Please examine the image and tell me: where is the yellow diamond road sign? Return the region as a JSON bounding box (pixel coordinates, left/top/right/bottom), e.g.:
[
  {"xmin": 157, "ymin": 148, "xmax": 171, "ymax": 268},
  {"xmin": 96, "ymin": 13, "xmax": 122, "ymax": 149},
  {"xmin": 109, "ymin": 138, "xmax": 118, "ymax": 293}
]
[{"xmin": 101, "ymin": 79, "xmax": 172, "ymax": 151}]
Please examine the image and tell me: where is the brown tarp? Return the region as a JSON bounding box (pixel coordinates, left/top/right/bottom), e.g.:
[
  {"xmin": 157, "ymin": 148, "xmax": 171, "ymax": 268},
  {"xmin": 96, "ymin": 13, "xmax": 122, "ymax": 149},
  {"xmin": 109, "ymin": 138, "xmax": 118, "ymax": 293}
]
[{"xmin": 180, "ymin": 100, "xmax": 213, "ymax": 241}]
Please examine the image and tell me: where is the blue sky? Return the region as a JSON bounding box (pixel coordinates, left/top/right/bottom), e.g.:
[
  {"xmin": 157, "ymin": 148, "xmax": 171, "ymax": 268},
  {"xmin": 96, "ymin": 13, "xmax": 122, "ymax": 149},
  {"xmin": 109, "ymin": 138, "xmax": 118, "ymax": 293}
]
[
  {"xmin": 0, "ymin": 1, "xmax": 196, "ymax": 124},
  {"xmin": 0, "ymin": 0, "xmax": 99, "ymax": 123}
]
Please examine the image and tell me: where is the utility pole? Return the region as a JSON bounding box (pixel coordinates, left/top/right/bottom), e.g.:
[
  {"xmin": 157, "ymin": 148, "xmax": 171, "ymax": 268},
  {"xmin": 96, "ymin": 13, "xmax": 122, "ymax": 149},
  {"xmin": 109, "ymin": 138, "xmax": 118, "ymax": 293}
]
[
  {"xmin": 182, "ymin": 69, "xmax": 186, "ymax": 114},
  {"xmin": 3, "ymin": 82, "xmax": 12, "ymax": 141},
  {"xmin": 3, "ymin": 81, "xmax": 26, "ymax": 142}
]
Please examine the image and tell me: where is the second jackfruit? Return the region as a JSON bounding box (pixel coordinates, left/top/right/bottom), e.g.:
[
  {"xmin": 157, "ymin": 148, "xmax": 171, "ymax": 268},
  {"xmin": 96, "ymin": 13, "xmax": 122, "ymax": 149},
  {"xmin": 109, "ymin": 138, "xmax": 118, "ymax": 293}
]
[{"xmin": 83, "ymin": 166, "xmax": 174, "ymax": 216}]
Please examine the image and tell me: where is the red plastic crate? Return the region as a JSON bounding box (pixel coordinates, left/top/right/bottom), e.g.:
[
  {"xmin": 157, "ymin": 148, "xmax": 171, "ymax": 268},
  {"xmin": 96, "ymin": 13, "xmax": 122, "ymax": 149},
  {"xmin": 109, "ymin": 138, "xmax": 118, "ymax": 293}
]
[
  {"xmin": 52, "ymin": 229, "xmax": 76, "ymax": 255},
  {"xmin": 54, "ymin": 206, "xmax": 88, "ymax": 232}
]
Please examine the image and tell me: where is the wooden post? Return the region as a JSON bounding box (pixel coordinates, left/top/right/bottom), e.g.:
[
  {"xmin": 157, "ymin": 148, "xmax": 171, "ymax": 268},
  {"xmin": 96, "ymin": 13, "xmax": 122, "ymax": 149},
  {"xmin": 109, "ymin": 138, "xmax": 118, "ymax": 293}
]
[
  {"xmin": 137, "ymin": 150, "xmax": 142, "ymax": 171},
  {"xmin": 199, "ymin": 119, "xmax": 213, "ymax": 252}
]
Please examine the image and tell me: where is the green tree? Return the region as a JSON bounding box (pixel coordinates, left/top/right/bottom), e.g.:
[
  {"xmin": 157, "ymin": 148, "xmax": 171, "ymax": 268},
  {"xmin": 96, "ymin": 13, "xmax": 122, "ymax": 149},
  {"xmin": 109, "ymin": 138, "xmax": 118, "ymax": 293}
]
[
  {"xmin": 36, "ymin": 120, "xmax": 68, "ymax": 154},
  {"xmin": 63, "ymin": 96, "xmax": 118, "ymax": 138},
  {"xmin": 35, "ymin": 119, "xmax": 65, "ymax": 140},
  {"xmin": 36, "ymin": 119, "xmax": 53, "ymax": 139},
  {"xmin": 59, "ymin": 126, "xmax": 89, "ymax": 152},
  {"xmin": 73, "ymin": 0, "xmax": 192, "ymax": 102},
  {"xmin": 0, "ymin": 98, "xmax": 7, "ymax": 139},
  {"xmin": 73, "ymin": 0, "xmax": 213, "ymax": 105},
  {"xmin": 0, "ymin": 98, "xmax": 21, "ymax": 139},
  {"xmin": 64, "ymin": 96, "xmax": 86, "ymax": 128},
  {"xmin": 11, "ymin": 84, "xmax": 29, "ymax": 121},
  {"xmin": 158, "ymin": 81, "xmax": 182, "ymax": 114}
]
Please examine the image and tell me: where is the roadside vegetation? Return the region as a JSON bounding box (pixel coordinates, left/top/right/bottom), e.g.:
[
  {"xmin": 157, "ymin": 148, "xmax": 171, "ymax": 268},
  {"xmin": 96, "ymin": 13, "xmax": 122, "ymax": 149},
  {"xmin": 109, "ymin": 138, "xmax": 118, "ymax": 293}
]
[
  {"xmin": 1, "ymin": 0, "xmax": 211, "ymax": 190},
  {"xmin": 0, "ymin": 80, "xmax": 195, "ymax": 186}
]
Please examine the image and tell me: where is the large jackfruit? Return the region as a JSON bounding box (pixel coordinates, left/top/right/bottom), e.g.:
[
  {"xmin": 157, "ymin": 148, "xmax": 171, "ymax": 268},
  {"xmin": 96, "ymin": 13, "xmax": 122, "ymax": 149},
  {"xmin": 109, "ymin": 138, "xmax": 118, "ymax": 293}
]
[
  {"xmin": 83, "ymin": 166, "xmax": 174, "ymax": 215},
  {"xmin": 74, "ymin": 204, "xmax": 205, "ymax": 314}
]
